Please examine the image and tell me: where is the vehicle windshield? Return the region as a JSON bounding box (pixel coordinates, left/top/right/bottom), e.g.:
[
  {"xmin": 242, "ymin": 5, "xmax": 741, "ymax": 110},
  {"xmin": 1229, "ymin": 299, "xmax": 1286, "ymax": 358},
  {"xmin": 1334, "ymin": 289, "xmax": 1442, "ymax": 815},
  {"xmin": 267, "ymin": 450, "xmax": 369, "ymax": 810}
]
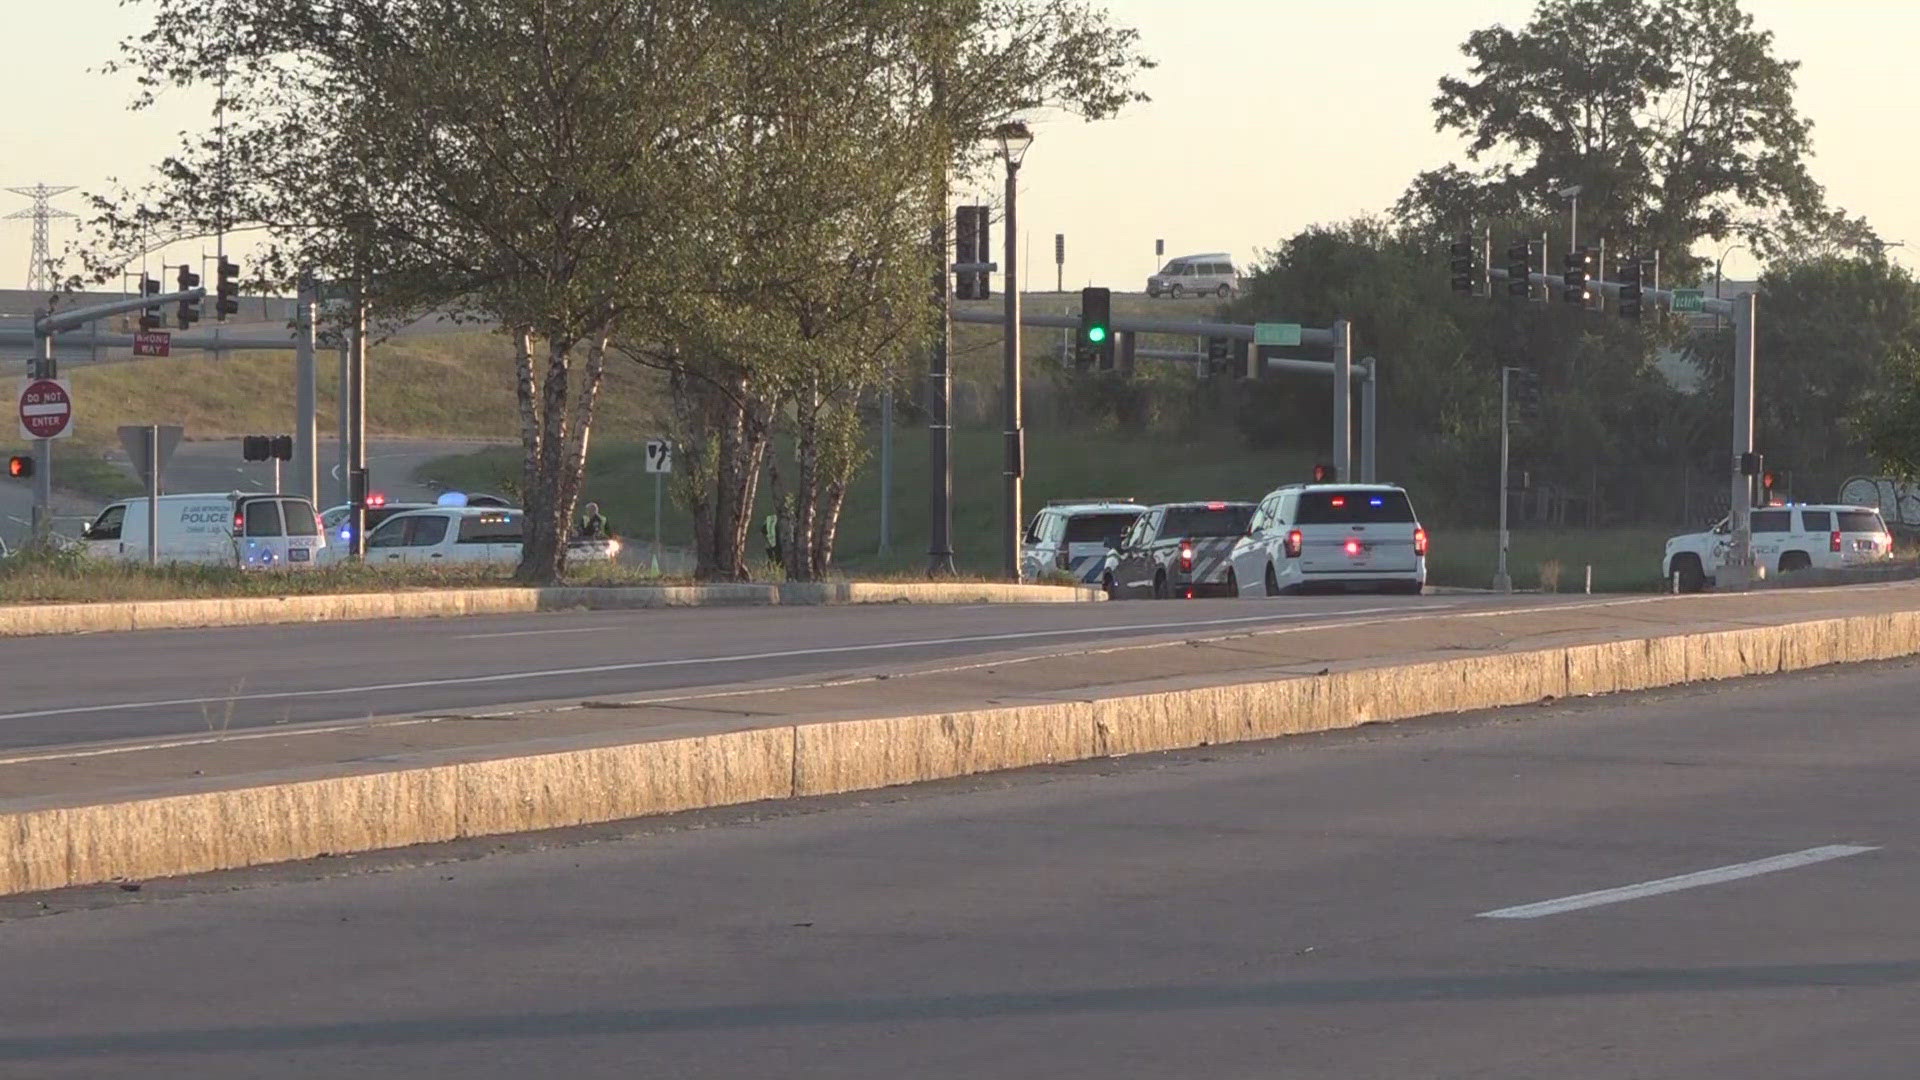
[
  {"xmin": 1295, "ymin": 490, "xmax": 1416, "ymax": 525},
  {"xmin": 1160, "ymin": 505, "xmax": 1253, "ymax": 538},
  {"xmin": 1158, "ymin": 261, "xmax": 1184, "ymax": 275},
  {"xmin": 1064, "ymin": 512, "xmax": 1142, "ymax": 546}
]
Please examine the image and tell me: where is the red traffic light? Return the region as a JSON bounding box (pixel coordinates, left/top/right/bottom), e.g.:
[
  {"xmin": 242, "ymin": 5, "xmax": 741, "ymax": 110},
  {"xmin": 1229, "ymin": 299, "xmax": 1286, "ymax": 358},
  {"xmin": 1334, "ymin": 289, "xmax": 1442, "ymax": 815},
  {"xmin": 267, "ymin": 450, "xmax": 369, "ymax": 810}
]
[
  {"xmin": 6, "ymin": 456, "xmax": 31, "ymax": 479},
  {"xmin": 1761, "ymin": 470, "xmax": 1777, "ymax": 489}
]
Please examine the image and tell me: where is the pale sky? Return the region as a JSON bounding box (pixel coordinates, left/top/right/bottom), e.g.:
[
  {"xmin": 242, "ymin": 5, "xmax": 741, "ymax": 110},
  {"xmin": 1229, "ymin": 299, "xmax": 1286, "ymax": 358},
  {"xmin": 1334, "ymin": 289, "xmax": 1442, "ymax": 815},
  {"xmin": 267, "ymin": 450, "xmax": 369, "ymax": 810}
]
[{"xmin": 3, "ymin": 0, "xmax": 1911, "ymax": 295}]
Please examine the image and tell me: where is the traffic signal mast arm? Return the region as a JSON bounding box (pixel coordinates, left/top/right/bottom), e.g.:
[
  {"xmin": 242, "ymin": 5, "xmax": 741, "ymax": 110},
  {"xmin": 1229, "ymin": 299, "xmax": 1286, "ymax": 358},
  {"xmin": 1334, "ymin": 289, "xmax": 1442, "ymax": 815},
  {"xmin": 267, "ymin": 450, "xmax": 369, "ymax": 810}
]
[
  {"xmin": 1487, "ymin": 265, "xmax": 1736, "ymax": 317},
  {"xmin": 34, "ymin": 287, "xmax": 208, "ymax": 335}
]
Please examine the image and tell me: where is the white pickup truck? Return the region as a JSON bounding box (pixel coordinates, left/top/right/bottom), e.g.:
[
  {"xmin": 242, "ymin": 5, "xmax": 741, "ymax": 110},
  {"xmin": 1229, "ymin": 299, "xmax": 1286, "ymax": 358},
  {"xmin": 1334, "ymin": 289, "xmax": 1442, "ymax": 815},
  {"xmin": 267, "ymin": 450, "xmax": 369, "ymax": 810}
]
[
  {"xmin": 1663, "ymin": 503, "xmax": 1893, "ymax": 592},
  {"xmin": 364, "ymin": 507, "xmax": 620, "ymax": 566}
]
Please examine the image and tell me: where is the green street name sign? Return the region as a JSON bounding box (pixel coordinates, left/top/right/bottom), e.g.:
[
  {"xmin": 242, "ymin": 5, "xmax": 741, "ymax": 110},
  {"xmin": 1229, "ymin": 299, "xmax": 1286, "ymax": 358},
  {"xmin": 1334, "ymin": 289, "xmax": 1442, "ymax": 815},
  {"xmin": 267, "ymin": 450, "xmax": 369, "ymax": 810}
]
[
  {"xmin": 1671, "ymin": 288, "xmax": 1705, "ymax": 313},
  {"xmin": 1254, "ymin": 322, "xmax": 1302, "ymax": 347}
]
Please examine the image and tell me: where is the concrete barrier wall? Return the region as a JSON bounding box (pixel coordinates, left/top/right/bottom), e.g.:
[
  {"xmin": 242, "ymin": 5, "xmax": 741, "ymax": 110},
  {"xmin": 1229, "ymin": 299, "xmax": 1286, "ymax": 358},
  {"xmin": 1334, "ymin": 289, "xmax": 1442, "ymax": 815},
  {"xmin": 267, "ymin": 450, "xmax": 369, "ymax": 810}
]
[
  {"xmin": 0, "ymin": 581, "xmax": 1099, "ymax": 638},
  {"xmin": 5, "ymin": 609, "xmax": 1917, "ymax": 895}
]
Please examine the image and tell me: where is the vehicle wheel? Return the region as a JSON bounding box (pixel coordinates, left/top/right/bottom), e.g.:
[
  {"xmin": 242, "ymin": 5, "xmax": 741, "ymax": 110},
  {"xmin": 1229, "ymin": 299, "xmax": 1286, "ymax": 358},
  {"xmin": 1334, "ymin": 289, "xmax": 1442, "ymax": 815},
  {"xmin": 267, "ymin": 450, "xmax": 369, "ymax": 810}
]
[
  {"xmin": 1671, "ymin": 554, "xmax": 1706, "ymax": 593},
  {"xmin": 1225, "ymin": 568, "xmax": 1239, "ymax": 596},
  {"xmin": 1216, "ymin": 283, "xmax": 1232, "ymax": 299},
  {"xmin": 1264, "ymin": 563, "xmax": 1281, "ymax": 597},
  {"xmin": 1147, "ymin": 289, "xmax": 1159, "ymax": 299},
  {"xmin": 1169, "ymin": 284, "xmax": 1184, "ymax": 300},
  {"xmin": 1153, "ymin": 571, "xmax": 1169, "ymax": 599},
  {"xmin": 1102, "ymin": 573, "xmax": 1118, "ymax": 600},
  {"xmin": 1778, "ymin": 551, "xmax": 1811, "ymax": 573}
]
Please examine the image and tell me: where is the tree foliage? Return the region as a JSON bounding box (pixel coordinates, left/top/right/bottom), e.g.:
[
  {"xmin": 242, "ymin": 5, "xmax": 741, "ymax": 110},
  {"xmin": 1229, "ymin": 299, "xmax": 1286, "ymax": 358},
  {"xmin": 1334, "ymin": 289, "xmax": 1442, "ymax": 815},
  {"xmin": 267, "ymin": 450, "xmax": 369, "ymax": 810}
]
[
  {"xmin": 1398, "ymin": 0, "xmax": 1847, "ymax": 278},
  {"xmin": 85, "ymin": 0, "xmax": 1150, "ymax": 583}
]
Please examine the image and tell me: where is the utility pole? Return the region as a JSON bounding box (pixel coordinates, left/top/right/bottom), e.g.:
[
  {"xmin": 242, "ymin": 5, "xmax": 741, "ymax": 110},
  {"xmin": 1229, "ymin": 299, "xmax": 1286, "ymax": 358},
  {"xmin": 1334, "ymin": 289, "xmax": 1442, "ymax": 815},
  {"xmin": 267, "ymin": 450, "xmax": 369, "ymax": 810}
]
[
  {"xmin": 348, "ymin": 284, "xmax": 369, "ymax": 559},
  {"xmin": 29, "ymin": 310, "xmax": 53, "ymax": 542},
  {"xmin": 926, "ymin": 211, "xmax": 956, "ymax": 576},
  {"xmin": 878, "ymin": 384, "xmax": 893, "ymax": 556}
]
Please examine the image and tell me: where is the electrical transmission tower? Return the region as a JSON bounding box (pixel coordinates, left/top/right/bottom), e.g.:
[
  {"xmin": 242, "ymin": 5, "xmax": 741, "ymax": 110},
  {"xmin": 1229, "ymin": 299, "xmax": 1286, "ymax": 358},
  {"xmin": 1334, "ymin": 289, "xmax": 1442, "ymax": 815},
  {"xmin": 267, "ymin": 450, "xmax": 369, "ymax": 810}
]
[{"xmin": 5, "ymin": 183, "xmax": 78, "ymax": 295}]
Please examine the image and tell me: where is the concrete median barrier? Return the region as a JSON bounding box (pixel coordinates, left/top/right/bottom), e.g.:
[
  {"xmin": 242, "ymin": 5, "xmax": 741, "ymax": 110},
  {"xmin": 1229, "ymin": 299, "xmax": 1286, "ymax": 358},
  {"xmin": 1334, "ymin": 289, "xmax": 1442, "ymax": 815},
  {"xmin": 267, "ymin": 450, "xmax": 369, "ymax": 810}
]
[
  {"xmin": 0, "ymin": 580, "xmax": 1099, "ymax": 638},
  {"xmin": 5, "ymin": 603, "xmax": 1919, "ymax": 896}
]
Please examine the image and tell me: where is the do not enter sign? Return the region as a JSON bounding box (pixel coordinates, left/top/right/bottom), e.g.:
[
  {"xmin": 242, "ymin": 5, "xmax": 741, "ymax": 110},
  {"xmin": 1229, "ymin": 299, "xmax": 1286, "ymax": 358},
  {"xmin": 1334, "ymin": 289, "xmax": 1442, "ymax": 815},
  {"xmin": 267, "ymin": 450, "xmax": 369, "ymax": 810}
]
[{"xmin": 18, "ymin": 378, "xmax": 74, "ymax": 441}]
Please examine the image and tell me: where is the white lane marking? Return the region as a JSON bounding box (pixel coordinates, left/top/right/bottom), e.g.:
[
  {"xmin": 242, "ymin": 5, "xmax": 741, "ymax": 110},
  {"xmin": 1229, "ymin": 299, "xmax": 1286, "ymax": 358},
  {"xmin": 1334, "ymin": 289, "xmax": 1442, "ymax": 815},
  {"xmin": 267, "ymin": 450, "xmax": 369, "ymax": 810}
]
[
  {"xmin": 1478, "ymin": 845, "xmax": 1879, "ymax": 920},
  {"xmin": 0, "ymin": 604, "xmax": 1441, "ymax": 723},
  {"xmin": 457, "ymin": 626, "xmax": 614, "ymax": 640}
]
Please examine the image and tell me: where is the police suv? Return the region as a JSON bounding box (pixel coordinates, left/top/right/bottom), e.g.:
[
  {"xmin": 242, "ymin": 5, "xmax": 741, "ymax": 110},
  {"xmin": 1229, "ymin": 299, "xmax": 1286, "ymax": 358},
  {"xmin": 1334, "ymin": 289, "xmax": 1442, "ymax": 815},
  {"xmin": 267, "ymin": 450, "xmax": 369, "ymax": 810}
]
[
  {"xmin": 1020, "ymin": 500, "xmax": 1147, "ymax": 585},
  {"xmin": 1663, "ymin": 503, "xmax": 1893, "ymax": 592},
  {"xmin": 1101, "ymin": 501, "xmax": 1254, "ymax": 599},
  {"xmin": 1229, "ymin": 483, "xmax": 1427, "ymax": 595}
]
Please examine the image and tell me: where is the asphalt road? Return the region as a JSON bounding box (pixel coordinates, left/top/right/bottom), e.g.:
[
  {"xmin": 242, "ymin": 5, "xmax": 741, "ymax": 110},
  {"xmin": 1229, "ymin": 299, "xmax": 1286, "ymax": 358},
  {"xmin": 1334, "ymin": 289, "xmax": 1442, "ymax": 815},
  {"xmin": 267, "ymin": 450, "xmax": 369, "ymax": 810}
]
[
  {"xmin": 0, "ymin": 593, "xmax": 1534, "ymax": 749},
  {"xmin": 2, "ymin": 657, "xmax": 1913, "ymax": 1077}
]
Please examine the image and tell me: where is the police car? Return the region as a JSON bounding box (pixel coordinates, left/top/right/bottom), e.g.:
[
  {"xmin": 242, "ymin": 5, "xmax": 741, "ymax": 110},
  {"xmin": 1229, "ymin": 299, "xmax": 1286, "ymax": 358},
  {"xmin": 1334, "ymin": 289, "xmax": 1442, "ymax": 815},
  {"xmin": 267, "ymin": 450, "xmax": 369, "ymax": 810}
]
[
  {"xmin": 1021, "ymin": 500, "xmax": 1148, "ymax": 585},
  {"xmin": 1663, "ymin": 502, "xmax": 1893, "ymax": 591},
  {"xmin": 1102, "ymin": 501, "xmax": 1254, "ymax": 599}
]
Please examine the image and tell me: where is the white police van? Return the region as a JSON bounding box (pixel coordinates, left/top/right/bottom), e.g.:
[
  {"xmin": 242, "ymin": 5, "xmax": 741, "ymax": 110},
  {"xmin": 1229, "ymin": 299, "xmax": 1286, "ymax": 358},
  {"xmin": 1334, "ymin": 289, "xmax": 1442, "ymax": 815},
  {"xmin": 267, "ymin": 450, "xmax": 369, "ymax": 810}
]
[
  {"xmin": 1021, "ymin": 500, "xmax": 1147, "ymax": 585},
  {"xmin": 79, "ymin": 492, "xmax": 326, "ymax": 569}
]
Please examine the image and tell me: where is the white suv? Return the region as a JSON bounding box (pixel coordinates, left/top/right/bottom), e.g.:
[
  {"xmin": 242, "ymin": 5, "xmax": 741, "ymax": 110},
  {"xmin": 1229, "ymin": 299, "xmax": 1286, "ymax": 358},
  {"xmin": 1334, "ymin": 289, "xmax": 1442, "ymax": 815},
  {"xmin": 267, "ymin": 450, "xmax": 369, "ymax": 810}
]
[
  {"xmin": 1021, "ymin": 501, "xmax": 1147, "ymax": 585},
  {"xmin": 1229, "ymin": 483, "xmax": 1427, "ymax": 596},
  {"xmin": 1663, "ymin": 503, "xmax": 1893, "ymax": 592}
]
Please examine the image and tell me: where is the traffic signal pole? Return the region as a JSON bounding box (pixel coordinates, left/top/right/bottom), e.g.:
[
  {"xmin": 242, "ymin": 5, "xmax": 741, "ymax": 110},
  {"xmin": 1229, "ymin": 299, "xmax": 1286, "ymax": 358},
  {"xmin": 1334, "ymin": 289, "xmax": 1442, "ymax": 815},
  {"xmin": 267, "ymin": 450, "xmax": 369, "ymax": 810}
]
[
  {"xmin": 294, "ymin": 275, "xmax": 319, "ymax": 506},
  {"xmin": 1332, "ymin": 319, "xmax": 1352, "ymax": 481},
  {"xmin": 1495, "ymin": 366, "xmax": 1512, "ymax": 594},
  {"xmin": 30, "ymin": 312, "xmax": 53, "ymax": 542},
  {"xmin": 1723, "ymin": 292, "xmax": 1759, "ymax": 588}
]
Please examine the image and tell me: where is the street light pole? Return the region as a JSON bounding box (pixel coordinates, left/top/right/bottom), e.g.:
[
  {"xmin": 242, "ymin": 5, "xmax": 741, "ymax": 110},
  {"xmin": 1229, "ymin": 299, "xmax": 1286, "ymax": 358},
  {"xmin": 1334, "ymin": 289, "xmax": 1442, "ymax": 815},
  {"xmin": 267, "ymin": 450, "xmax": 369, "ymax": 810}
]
[
  {"xmin": 997, "ymin": 121, "xmax": 1033, "ymax": 582},
  {"xmin": 1714, "ymin": 243, "xmax": 1745, "ymax": 332},
  {"xmin": 1559, "ymin": 184, "xmax": 1582, "ymax": 251}
]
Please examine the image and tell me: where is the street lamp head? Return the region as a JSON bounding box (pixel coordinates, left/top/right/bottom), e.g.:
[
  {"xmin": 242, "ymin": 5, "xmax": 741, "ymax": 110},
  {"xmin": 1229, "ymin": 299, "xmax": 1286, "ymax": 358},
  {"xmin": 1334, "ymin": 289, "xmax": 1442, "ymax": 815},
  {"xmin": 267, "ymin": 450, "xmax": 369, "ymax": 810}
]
[{"xmin": 994, "ymin": 120, "xmax": 1034, "ymax": 167}]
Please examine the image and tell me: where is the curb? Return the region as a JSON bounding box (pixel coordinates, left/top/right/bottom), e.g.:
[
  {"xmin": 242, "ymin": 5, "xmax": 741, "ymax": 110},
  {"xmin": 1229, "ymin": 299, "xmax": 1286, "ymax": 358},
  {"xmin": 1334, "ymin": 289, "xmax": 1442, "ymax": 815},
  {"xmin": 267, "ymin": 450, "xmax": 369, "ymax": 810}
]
[
  {"xmin": 4, "ymin": 609, "xmax": 1915, "ymax": 896},
  {"xmin": 0, "ymin": 581, "xmax": 1102, "ymax": 638}
]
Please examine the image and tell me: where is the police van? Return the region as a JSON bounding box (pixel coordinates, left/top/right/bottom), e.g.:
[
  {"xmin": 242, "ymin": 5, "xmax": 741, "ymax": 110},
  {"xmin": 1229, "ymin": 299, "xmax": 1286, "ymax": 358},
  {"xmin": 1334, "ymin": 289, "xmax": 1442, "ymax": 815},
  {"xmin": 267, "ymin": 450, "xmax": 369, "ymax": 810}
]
[
  {"xmin": 79, "ymin": 492, "xmax": 326, "ymax": 569},
  {"xmin": 1021, "ymin": 500, "xmax": 1147, "ymax": 584}
]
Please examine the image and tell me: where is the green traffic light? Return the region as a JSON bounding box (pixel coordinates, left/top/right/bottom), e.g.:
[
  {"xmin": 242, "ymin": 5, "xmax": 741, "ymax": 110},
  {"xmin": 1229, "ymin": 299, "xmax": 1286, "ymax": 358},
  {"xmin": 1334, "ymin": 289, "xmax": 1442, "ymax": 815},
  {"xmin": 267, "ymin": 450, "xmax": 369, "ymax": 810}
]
[{"xmin": 1088, "ymin": 326, "xmax": 1108, "ymax": 343}]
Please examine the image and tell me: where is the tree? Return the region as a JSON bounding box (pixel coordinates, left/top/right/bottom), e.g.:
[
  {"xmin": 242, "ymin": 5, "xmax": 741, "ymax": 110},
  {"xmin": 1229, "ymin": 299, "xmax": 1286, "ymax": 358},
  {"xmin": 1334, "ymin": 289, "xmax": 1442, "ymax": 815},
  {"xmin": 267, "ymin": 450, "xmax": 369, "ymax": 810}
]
[
  {"xmin": 83, "ymin": 0, "xmax": 723, "ymax": 582},
  {"xmin": 625, "ymin": 0, "xmax": 1151, "ymax": 581},
  {"xmin": 1398, "ymin": 0, "xmax": 1823, "ymax": 279}
]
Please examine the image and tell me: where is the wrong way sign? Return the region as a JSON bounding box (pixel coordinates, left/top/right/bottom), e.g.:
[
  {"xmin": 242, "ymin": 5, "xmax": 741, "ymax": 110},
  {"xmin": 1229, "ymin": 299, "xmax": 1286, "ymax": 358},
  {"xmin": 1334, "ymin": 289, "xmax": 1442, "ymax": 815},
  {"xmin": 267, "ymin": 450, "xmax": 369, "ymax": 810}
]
[{"xmin": 18, "ymin": 378, "xmax": 73, "ymax": 441}]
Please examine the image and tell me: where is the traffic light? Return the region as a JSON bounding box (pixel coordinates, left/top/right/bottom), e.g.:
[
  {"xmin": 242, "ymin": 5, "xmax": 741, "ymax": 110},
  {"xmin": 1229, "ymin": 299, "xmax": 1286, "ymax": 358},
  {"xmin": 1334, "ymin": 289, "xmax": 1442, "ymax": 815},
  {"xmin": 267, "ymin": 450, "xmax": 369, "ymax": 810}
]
[
  {"xmin": 1759, "ymin": 467, "xmax": 1787, "ymax": 505},
  {"xmin": 1078, "ymin": 286, "xmax": 1114, "ymax": 369},
  {"xmin": 215, "ymin": 257, "xmax": 241, "ymax": 320},
  {"xmin": 242, "ymin": 435, "xmax": 271, "ymax": 462},
  {"xmin": 1506, "ymin": 238, "xmax": 1533, "ymax": 298},
  {"xmin": 1511, "ymin": 369, "xmax": 1543, "ymax": 421},
  {"xmin": 1617, "ymin": 256, "xmax": 1644, "ymax": 319},
  {"xmin": 138, "ymin": 276, "xmax": 162, "ymax": 331},
  {"xmin": 1312, "ymin": 463, "xmax": 1338, "ymax": 483},
  {"xmin": 1562, "ymin": 248, "xmax": 1590, "ymax": 304},
  {"xmin": 175, "ymin": 263, "xmax": 202, "ymax": 329},
  {"xmin": 270, "ymin": 435, "xmax": 293, "ymax": 461},
  {"xmin": 1206, "ymin": 336, "xmax": 1230, "ymax": 372},
  {"xmin": 6, "ymin": 456, "xmax": 31, "ymax": 479},
  {"xmin": 1449, "ymin": 233, "xmax": 1475, "ymax": 295}
]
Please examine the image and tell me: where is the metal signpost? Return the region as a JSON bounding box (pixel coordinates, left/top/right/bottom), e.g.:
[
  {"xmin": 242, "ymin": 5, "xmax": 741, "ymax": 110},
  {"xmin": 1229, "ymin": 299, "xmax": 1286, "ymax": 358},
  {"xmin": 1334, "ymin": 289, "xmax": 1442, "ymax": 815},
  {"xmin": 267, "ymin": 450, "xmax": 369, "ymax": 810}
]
[
  {"xmin": 645, "ymin": 438, "xmax": 673, "ymax": 574},
  {"xmin": 119, "ymin": 424, "xmax": 183, "ymax": 566}
]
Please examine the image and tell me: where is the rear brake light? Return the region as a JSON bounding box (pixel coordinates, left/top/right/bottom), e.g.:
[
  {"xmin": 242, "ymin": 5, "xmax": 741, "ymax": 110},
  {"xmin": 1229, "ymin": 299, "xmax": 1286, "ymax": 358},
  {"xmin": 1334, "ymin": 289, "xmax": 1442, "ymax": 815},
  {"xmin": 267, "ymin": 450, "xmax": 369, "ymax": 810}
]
[
  {"xmin": 1831, "ymin": 530, "xmax": 1843, "ymax": 553},
  {"xmin": 1179, "ymin": 540, "xmax": 1194, "ymax": 571},
  {"xmin": 1284, "ymin": 530, "xmax": 1302, "ymax": 558},
  {"xmin": 234, "ymin": 511, "xmax": 244, "ymax": 530},
  {"xmin": 1414, "ymin": 527, "xmax": 1428, "ymax": 556},
  {"xmin": 1330, "ymin": 496, "xmax": 1346, "ymax": 508},
  {"xmin": 1206, "ymin": 502, "xmax": 1226, "ymax": 510},
  {"xmin": 1344, "ymin": 538, "xmax": 1362, "ymax": 556}
]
